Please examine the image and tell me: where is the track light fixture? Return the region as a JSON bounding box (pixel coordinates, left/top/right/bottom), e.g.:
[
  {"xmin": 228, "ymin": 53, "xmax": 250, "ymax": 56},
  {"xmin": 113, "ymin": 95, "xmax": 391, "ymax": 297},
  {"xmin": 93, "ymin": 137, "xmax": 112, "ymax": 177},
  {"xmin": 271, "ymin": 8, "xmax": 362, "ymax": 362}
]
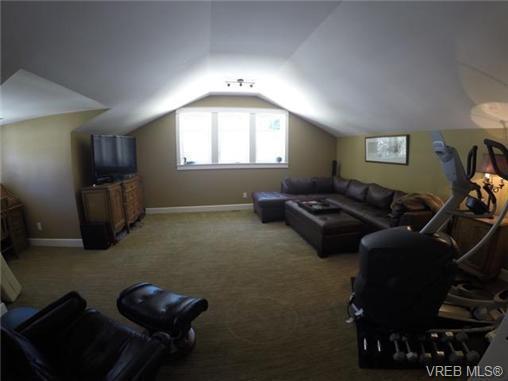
[{"xmin": 226, "ymin": 78, "xmax": 255, "ymax": 89}]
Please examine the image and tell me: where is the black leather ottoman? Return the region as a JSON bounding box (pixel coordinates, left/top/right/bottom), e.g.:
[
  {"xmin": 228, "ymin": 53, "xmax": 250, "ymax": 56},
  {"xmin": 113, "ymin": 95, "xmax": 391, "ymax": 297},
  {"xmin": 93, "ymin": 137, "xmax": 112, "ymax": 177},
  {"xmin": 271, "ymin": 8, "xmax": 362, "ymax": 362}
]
[
  {"xmin": 252, "ymin": 191, "xmax": 292, "ymax": 222},
  {"xmin": 117, "ymin": 282, "xmax": 208, "ymax": 354},
  {"xmin": 285, "ymin": 200, "xmax": 366, "ymax": 257}
]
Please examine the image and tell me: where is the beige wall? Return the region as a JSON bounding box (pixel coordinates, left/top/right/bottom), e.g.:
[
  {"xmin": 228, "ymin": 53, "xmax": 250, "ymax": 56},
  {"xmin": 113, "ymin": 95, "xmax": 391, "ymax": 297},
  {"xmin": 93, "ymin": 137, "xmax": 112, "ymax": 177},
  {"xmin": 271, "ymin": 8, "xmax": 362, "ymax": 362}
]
[
  {"xmin": 337, "ymin": 128, "xmax": 508, "ymax": 213},
  {"xmin": 1, "ymin": 110, "xmax": 103, "ymax": 239},
  {"xmin": 130, "ymin": 95, "xmax": 337, "ymax": 207}
]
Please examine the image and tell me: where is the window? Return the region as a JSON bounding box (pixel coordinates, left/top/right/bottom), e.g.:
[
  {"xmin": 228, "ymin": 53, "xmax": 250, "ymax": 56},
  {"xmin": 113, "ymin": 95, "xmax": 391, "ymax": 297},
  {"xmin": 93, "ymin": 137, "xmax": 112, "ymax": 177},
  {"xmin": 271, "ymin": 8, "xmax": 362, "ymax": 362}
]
[
  {"xmin": 255, "ymin": 113, "xmax": 286, "ymax": 164},
  {"xmin": 218, "ymin": 112, "xmax": 250, "ymax": 164},
  {"xmin": 176, "ymin": 108, "xmax": 288, "ymax": 169},
  {"xmin": 178, "ymin": 112, "xmax": 212, "ymax": 165}
]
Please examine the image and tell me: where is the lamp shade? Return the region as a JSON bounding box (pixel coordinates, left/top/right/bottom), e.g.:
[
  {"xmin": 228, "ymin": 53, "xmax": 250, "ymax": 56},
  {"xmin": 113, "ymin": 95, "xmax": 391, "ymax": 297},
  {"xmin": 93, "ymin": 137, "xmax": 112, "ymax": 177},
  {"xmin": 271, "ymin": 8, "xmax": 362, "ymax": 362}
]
[{"xmin": 479, "ymin": 153, "xmax": 508, "ymax": 175}]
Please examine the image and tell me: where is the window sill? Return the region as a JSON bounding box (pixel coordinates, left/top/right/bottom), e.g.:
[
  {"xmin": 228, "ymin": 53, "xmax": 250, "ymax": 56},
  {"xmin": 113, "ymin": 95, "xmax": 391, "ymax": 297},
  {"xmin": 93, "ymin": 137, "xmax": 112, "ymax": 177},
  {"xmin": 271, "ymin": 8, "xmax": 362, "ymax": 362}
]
[{"xmin": 177, "ymin": 163, "xmax": 289, "ymax": 171}]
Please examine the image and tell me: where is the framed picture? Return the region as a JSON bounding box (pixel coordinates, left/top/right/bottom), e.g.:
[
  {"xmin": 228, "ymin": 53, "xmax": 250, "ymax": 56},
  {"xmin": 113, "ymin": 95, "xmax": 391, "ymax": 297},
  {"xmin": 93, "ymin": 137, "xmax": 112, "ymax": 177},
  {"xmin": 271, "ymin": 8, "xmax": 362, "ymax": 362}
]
[{"xmin": 365, "ymin": 135, "xmax": 409, "ymax": 165}]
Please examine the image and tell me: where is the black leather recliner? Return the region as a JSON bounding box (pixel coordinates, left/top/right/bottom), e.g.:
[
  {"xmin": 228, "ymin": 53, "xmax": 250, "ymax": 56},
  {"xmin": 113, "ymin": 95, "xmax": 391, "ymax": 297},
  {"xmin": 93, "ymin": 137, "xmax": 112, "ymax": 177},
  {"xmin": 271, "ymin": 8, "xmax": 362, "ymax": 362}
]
[{"xmin": 1, "ymin": 291, "xmax": 169, "ymax": 381}]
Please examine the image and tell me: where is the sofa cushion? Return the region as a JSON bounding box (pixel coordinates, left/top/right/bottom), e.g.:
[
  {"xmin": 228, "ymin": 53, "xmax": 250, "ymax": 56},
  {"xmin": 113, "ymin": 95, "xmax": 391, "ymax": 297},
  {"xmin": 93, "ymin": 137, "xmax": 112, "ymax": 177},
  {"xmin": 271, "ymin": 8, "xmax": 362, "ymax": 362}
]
[
  {"xmin": 358, "ymin": 204, "xmax": 392, "ymax": 229},
  {"xmin": 333, "ymin": 177, "xmax": 350, "ymax": 194},
  {"xmin": 366, "ymin": 184, "xmax": 395, "ymax": 210},
  {"xmin": 345, "ymin": 180, "xmax": 369, "ymax": 201},
  {"xmin": 327, "ymin": 195, "xmax": 364, "ymax": 214},
  {"xmin": 281, "ymin": 177, "xmax": 315, "ymax": 195},
  {"xmin": 313, "ymin": 177, "xmax": 334, "ymax": 194},
  {"xmin": 291, "ymin": 194, "xmax": 328, "ymax": 202},
  {"xmin": 327, "ymin": 197, "xmax": 391, "ymax": 229}
]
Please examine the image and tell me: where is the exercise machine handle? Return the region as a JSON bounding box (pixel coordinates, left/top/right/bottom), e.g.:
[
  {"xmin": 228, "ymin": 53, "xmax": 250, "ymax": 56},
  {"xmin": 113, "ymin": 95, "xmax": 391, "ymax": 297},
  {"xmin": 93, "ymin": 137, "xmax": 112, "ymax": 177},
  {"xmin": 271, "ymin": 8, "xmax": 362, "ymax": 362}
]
[
  {"xmin": 421, "ymin": 132, "xmax": 477, "ymax": 234},
  {"xmin": 422, "ymin": 134, "xmax": 508, "ymax": 264},
  {"xmin": 484, "ymin": 139, "xmax": 508, "ymax": 180},
  {"xmin": 466, "ymin": 145, "xmax": 478, "ymax": 180},
  {"xmin": 455, "ymin": 139, "xmax": 508, "ymax": 263}
]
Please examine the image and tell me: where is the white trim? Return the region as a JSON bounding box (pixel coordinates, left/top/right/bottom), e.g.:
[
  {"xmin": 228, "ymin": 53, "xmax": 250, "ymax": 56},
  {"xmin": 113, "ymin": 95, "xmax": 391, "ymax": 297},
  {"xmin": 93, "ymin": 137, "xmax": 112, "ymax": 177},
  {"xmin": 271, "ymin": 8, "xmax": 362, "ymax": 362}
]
[
  {"xmin": 175, "ymin": 112, "xmax": 181, "ymax": 165},
  {"xmin": 29, "ymin": 238, "xmax": 84, "ymax": 248},
  {"xmin": 249, "ymin": 112, "xmax": 256, "ymax": 163},
  {"xmin": 499, "ymin": 268, "xmax": 508, "ymax": 283},
  {"xmin": 146, "ymin": 203, "xmax": 253, "ymax": 214},
  {"xmin": 177, "ymin": 107, "xmax": 281, "ymax": 114},
  {"xmin": 177, "ymin": 163, "xmax": 288, "ymax": 171},
  {"xmin": 211, "ymin": 112, "xmax": 219, "ymax": 164}
]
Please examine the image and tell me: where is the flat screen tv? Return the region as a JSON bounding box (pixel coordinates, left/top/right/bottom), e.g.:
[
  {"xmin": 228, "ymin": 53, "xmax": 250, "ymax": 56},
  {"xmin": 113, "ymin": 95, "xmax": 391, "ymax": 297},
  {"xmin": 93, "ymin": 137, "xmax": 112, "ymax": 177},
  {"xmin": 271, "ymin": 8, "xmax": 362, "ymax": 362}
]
[{"xmin": 91, "ymin": 135, "xmax": 137, "ymax": 183}]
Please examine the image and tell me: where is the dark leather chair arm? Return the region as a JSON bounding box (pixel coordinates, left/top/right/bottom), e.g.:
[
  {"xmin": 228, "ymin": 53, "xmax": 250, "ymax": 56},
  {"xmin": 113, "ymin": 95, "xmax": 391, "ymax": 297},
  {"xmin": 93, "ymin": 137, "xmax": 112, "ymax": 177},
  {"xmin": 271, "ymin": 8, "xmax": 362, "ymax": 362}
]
[
  {"xmin": 5, "ymin": 292, "xmax": 170, "ymax": 381},
  {"xmin": 108, "ymin": 332, "xmax": 170, "ymax": 381},
  {"xmin": 397, "ymin": 210, "xmax": 434, "ymax": 231},
  {"xmin": 16, "ymin": 292, "xmax": 86, "ymax": 343}
]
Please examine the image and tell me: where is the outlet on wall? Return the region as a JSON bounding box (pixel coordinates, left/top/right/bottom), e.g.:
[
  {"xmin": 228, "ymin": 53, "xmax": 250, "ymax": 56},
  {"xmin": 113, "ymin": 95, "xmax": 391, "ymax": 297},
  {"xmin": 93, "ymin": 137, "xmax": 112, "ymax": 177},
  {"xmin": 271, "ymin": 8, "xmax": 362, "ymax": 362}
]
[
  {"xmin": 242, "ymin": 192, "xmax": 248, "ymax": 199},
  {"xmin": 36, "ymin": 222, "xmax": 43, "ymax": 231}
]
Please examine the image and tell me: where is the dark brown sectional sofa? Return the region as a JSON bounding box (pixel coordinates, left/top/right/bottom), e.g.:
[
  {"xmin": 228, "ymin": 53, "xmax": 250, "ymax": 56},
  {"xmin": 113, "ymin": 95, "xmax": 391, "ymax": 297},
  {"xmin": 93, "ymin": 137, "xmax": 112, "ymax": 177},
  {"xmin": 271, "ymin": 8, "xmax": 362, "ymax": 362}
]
[{"xmin": 252, "ymin": 177, "xmax": 434, "ymax": 231}]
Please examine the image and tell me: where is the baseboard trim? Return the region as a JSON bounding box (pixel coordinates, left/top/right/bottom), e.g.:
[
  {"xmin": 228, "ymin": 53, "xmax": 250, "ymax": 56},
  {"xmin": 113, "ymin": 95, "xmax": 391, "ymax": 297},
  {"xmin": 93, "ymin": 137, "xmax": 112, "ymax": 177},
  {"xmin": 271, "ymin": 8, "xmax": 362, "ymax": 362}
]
[
  {"xmin": 29, "ymin": 238, "xmax": 84, "ymax": 248},
  {"xmin": 499, "ymin": 268, "xmax": 508, "ymax": 283},
  {"xmin": 146, "ymin": 203, "xmax": 253, "ymax": 214}
]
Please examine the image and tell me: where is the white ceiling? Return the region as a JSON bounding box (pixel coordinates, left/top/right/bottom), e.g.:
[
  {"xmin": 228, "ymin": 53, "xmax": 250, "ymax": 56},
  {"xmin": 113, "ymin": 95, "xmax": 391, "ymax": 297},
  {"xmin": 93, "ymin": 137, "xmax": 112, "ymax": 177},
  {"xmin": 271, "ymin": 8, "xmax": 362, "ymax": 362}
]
[
  {"xmin": 2, "ymin": 1, "xmax": 508, "ymax": 136},
  {"xmin": 0, "ymin": 69, "xmax": 104, "ymax": 126}
]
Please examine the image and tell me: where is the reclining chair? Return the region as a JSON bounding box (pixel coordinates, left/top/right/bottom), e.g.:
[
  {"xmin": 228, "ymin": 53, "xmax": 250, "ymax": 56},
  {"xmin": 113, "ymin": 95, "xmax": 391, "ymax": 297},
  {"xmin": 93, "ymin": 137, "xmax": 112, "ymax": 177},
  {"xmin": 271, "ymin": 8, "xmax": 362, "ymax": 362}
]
[{"xmin": 1, "ymin": 292, "xmax": 169, "ymax": 381}]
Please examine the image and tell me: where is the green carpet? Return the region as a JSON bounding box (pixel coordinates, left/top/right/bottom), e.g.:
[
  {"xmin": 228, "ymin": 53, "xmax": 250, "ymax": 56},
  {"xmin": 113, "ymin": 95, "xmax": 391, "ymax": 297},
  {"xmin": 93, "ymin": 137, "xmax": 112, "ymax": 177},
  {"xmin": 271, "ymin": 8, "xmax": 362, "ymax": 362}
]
[{"xmin": 8, "ymin": 211, "xmax": 428, "ymax": 380}]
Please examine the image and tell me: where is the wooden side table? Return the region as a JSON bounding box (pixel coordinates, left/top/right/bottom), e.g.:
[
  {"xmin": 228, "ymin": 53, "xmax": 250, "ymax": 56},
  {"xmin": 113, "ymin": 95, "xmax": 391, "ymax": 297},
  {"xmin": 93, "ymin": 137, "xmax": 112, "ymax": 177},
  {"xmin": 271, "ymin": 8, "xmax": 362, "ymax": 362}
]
[{"xmin": 450, "ymin": 216, "xmax": 508, "ymax": 280}]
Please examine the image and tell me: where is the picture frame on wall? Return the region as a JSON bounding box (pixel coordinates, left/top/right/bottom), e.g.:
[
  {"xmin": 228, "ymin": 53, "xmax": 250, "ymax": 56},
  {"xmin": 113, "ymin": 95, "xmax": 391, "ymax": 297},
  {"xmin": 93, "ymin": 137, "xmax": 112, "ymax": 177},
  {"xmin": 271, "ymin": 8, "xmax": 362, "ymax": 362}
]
[{"xmin": 365, "ymin": 135, "xmax": 409, "ymax": 165}]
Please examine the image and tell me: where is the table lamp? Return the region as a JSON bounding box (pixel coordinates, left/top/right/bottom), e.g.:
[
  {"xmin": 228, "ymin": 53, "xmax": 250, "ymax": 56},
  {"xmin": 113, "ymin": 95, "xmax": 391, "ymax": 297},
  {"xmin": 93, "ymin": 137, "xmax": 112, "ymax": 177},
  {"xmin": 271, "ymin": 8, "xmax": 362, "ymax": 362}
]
[{"xmin": 478, "ymin": 153, "xmax": 507, "ymax": 193}]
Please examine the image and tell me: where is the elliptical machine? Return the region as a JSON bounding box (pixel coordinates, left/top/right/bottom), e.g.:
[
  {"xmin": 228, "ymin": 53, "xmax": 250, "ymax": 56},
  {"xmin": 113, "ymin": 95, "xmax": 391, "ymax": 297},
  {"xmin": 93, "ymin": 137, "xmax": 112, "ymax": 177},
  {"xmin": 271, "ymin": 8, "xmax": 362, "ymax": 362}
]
[{"xmin": 349, "ymin": 132, "xmax": 508, "ymax": 333}]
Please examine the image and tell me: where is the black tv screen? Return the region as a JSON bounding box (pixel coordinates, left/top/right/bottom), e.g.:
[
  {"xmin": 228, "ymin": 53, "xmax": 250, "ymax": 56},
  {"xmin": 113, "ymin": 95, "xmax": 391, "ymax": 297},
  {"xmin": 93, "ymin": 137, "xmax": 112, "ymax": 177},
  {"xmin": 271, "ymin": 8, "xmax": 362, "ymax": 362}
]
[{"xmin": 91, "ymin": 135, "xmax": 137, "ymax": 181}]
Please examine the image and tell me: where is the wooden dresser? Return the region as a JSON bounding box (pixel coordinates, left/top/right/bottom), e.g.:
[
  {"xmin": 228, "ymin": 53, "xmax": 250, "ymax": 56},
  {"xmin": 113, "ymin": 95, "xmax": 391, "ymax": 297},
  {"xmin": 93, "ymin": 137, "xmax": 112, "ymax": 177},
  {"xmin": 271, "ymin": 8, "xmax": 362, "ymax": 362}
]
[
  {"xmin": 1, "ymin": 185, "xmax": 29, "ymax": 256},
  {"xmin": 81, "ymin": 175, "xmax": 144, "ymax": 236},
  {"xmin": 121, "ymin": 176, "xmax": 144, "ymax": 230},
  {"xmin": 451, "ymin": 216, "xmax": 508, "ymax": 280}
]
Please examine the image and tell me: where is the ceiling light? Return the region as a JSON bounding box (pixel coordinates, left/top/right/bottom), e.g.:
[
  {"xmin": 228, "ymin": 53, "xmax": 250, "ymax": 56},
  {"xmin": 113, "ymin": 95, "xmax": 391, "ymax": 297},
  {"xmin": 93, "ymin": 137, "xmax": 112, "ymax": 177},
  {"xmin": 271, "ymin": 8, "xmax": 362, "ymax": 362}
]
[
  {"xmin": 225, "ymin": 78, "xmax": 255, "ymax": 89},
  {"xmin": 480, "ymin": 102, "xmax": 508, "ymax": 122}
]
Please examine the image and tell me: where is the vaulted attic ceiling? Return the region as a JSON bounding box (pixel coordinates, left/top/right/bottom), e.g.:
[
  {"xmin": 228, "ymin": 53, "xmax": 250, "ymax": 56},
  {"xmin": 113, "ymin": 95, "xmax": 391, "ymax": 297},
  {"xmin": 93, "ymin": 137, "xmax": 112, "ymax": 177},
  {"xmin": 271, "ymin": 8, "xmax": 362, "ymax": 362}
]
[
  {"xmin": 2, "ymin": 1, "xmax": 508, "ymax": 136},
  {"xmin": 0, "ymin": 70, "xmax": 105, "ymax": 125}
]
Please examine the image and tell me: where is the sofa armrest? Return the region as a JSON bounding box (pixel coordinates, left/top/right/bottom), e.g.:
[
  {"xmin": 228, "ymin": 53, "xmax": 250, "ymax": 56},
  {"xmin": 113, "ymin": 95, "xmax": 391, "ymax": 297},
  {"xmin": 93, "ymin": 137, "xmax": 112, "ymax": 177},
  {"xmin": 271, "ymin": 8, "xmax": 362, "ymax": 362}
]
[
  {"xmin": 396, "ymin": 210, "xmax": 434, "ymax": 231},
  {"xmin": 16, "ymin": 291, "xmax": 86, "ymax": 342}
]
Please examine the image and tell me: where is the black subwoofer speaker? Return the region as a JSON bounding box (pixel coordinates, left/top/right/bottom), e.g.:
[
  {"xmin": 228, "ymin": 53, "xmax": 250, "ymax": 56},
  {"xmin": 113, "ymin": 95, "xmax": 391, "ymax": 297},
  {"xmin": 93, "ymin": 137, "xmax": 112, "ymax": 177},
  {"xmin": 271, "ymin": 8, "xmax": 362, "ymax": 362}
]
[
  {"xmin": 80, "ymin": 223, "xmax": 114, "ymax": 250},
  {"xmin": 332, "ymin": 160, "xmax": 338, "ymax": 177}
]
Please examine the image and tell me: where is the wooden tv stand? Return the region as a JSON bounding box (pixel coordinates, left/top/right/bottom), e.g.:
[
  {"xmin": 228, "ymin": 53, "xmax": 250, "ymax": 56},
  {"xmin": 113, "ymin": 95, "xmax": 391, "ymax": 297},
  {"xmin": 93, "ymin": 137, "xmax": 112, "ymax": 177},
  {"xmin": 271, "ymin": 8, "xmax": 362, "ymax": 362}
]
[{"xmin": 81, "ymin": 175, "xmax": 144, "ymax": 238}]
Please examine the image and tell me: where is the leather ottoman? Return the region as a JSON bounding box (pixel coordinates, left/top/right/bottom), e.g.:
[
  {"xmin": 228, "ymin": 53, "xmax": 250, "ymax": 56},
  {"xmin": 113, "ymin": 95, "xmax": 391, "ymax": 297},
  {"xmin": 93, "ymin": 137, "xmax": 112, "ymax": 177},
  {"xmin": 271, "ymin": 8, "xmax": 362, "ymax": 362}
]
[
  {"xmin": 285, "ymin": 200, "xmax": 366, "ymax": 257},
  {"xmin": 117, "ymin": 282, "xmax": 208, "ymax": 354},
  {"xmin": 252, "ymin": 192, "xmax": 291, "ymax": 222}
]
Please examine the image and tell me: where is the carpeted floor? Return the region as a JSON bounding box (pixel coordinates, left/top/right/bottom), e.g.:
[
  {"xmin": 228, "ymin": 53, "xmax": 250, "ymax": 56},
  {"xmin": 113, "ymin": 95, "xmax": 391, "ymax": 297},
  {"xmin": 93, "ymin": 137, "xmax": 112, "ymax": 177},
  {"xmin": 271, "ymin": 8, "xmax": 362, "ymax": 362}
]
[{"xmin": 8, "ymin": 211, "xmax": 429, "ymax": 380}]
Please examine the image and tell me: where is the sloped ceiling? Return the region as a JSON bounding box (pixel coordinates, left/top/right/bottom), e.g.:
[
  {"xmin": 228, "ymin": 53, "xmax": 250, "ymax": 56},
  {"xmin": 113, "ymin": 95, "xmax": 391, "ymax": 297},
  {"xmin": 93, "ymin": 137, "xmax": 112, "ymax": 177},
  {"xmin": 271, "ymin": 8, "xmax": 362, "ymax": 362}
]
[
  {"xmin": 0, "ymin": 69, "xmax": 104, "ymax": 125},
  {"xmin": 2, "ymin": 1, "xmax": 507, "ymax": 136}
]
